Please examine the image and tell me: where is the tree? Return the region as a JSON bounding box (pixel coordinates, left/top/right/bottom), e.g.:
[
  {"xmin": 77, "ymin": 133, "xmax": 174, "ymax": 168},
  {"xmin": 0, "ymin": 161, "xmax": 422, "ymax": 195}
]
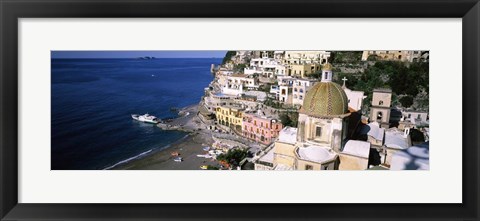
[
  {"xmin": 222, "ymin": 51, "xmax": 236, "ymax": 64},
  {"xmin": 216, "ymin": 148, "xmax": 248, "ymax": 168},
  {"xmin": 259, "ymin": 83, "xmax": 272, "ymax": 93},
  {"xmin": 331, "ymin": 51, "xmax": 363, "ymax": 64},
  {"xmin": 399, "ymin": 95, "xmax": 414, "ymax": 108},
  {"xmin": 409, "ymin": 128, "xmax": 425, "ymax": 144},
  {"xmin": 234, "ymin": 63, "xmax": 247, "ymax": 72},
  {"xmin": 279, "ymin": 111, "xmax": 299, "ymax": 127},
  {"xmin": 367, "ymin": 55, "xmax": 379, "ymax": 61},
  {"xmin": 279, "ymin": 113, "xmax": 292, "ymax": 127}
]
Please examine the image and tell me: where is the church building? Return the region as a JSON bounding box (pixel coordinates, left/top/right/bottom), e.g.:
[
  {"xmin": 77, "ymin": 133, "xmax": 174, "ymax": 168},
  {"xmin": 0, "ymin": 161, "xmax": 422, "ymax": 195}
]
[{"xmin": 271, "ymin": 63, "xmax": 372, "ymax": 170}]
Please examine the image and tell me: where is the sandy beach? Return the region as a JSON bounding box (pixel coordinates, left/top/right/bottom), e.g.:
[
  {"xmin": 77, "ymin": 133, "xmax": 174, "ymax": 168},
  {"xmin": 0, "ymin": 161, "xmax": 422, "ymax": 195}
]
[{"xmin": 112, "ymin": 104, "xmax": 220, "ymax": 170}]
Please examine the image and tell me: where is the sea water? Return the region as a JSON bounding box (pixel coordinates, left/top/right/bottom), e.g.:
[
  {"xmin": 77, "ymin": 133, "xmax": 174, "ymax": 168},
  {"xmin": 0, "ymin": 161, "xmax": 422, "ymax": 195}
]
[{"xmin": 51, "ymin": 58, "xmax": 220, "ymax": 170}]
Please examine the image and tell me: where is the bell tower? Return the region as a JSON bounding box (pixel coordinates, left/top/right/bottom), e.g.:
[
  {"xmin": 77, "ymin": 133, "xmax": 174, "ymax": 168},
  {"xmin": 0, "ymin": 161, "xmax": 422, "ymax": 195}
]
[
  {"xmin": 369, "ymin": 88, "xmax": 392, "ymax": 128},
  {"xmin": 321, "ymin": 63, "xmax": 333, "ymax": 82}
]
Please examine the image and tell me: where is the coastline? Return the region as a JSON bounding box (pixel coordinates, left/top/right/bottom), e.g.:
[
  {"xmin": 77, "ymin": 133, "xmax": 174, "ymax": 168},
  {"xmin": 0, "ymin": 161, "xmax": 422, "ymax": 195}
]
[{"xmin": 111, "ymin": 103, "xmax": 218, "ymax": 170}]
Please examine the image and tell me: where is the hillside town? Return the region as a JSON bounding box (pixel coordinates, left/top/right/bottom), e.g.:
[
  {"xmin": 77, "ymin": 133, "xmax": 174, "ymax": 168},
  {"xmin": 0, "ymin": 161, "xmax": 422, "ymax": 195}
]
[{"xmin": 163, "ymin": 51, "xmax": 430, "ymax": 171}]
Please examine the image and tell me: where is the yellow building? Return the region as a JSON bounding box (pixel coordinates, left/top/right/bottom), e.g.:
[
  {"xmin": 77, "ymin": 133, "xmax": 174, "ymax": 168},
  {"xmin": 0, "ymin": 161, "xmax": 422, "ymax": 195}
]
[
  {"xmin": 287, "ymin": 63, "xmax": 321, "ymax": 78},
  {"xmin": 215, "ymin": 105, "xmax": 244, "ymax": 131},
  {"xmin": 361, "ymin": 51, "xmax": 425, "ymax": 62}
]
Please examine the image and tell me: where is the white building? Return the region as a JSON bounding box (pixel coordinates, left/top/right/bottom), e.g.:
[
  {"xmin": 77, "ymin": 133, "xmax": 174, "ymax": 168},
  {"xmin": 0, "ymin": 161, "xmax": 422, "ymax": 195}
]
[
  {"xmin": 401, "ymin": 110, "xmax": 429, "ymax": 125},
  {"xmin": 270, "ymin": 85, "xmax": 280, "ymax": 98},
  {"xmin": 227, "ymin": 74, "xmax": 258, "ymax": 89},
  {"xmin": 366, "ymin": 122, "xmax": 385, "ymax": 146},
  {"xmin": 284, "ymin": 51, "xmax": 331, "ymax": 65},
  {"xmin": 279, "ymin": 85, "xmax": 292, "ymax": 104},
  {"xmin": 275, "ymin": 64, "xmax": 287, "ymax": 76},
  {"xmin": 249, "ymin": 57, "xmax": 279, "ymax": 78},
  {"xmin": 344, "ymin": 88, "xmax": 366, "ymax": 112},
  {"xmin": 244, "ymin": 66, "xmax": 262, "ymax": 75},
  {"xmin": 274, "ymin": 51, "xmax": 285, "ymax": 60},
  {"xmin": 292, "ymin": 79, "xmax": 317, "ymax": 106},
  {"xmin": 254, "ymin": 147, "xmax": 275, "ymax": 170},
  {"xmin": 277, "ymin": 75, "xmax": 294, "ymax": 86},
  {"xmin": 383, "ymin": 128, "xmax": 412, "ymax": 166},
  {"xmin": 390, "ymin": 142, "xmax": 429, "ymax": 170},
  {"xmin": 221, "ymin": 82, "xmax": 243, "ymax": 96},
  {"xmin": 243, "ymin": 91, "xmax": 267, "ymax": 102},
  {"xmin": 340, "ymin": 77, "xmax": 366, "ymax": 112}
]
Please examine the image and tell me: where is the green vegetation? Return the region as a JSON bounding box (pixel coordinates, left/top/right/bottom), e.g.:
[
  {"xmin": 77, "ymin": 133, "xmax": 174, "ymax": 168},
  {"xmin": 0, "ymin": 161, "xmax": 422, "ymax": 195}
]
[
  {"xmin": 233, "ymin": 63, "xmax": 247, "ymax": 72},
  {"xmin": 399, "ymin": 95, "xmax": 414, "ymax": 108},
  {"xmin": 333, "ymin": 61, "xmax": 429, "ymax": 109},
  {"xmin": 409, "ymin": 128, "xmax": 425, "ymax": 144},
  {"xmin": 216, "ymin": 148, "xmax": 248, "ymax": 168},
  {"xmin": 367, "ymin": 55, "xmax": 379, "ymax": 61},
  {"xmin": 279, "ymin": 111, "xmax": 299, "ymax": 127},
  {"xmin": 222, "ymin": 51, "xmax": 236, "ymax": 64},
  {"xmin": 259, "ymin": 83, "xmax": 272, "ymax": 93},
  {"xmin": 308, "ymin": 71, "xmax": 322, "ymax": 79},
  {"xmin": 264, "ymin": 97, "xmax": 282, "ymax": 109},
  {"xmin": 330, "ymin": 51, "xmax": 363, "ymax": 64}
]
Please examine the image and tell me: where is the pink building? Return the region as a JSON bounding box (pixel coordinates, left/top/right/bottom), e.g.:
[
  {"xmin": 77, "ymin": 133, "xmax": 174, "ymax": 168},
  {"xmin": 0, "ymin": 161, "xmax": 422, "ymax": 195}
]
[{"xmin": 242, "ymin": 112, "xmax": 283, "ymax": 145}]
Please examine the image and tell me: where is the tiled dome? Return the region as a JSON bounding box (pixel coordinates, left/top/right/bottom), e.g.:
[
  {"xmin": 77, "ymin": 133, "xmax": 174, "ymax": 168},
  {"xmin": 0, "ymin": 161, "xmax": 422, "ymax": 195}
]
[{"xmin": 300, "ymin": 81, "xmax": 349, "ymax": 117}]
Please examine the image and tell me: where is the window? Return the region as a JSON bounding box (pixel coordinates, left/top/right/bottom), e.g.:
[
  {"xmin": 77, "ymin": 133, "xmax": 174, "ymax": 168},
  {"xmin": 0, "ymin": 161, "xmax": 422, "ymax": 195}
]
[
  {"xmin": 417, "ymin": 114, "xmax": 421, "ymax": 119},
  {"xmin": 315, "ymin": 127, "xmax": 322, "ymax": 138},
  {"xmin": 323, "ymin": 166, "xmax": 329, "ymax": 170},
  {"xmin": 299, "ymin": 89, "xmax": 303, "ymax": 93},
  {"xmin": 379, "ymin": 100, "xmax": 384, "ymax": 105},
  {"xmin": 305, "ymin": 165, "xmax": 313, "ymax": 170},
  {"xmin": 377, "ymin": 112, "xmax": 383, "ymax": 121}
]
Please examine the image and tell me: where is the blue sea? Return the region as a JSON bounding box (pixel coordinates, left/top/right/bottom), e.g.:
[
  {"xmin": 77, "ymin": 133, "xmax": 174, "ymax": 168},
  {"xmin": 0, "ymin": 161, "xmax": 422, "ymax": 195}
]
[{"xmin": 51, "ymin": 58, "xmax": 220, "ymax": 170}]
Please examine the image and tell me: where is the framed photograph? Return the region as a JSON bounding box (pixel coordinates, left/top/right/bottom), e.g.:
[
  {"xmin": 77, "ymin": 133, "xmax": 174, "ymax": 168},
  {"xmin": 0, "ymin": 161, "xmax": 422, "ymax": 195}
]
[{"xmin": 1, "ymin": 0, "xmax": 479, "ymax": 220}]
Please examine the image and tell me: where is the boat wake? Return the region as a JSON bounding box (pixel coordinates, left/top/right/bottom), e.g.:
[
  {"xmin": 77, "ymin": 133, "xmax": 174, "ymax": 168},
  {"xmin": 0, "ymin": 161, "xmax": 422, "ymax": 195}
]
[{"xmin": 103, "ymin": 149, "xmax": 153, "ymax": 170}]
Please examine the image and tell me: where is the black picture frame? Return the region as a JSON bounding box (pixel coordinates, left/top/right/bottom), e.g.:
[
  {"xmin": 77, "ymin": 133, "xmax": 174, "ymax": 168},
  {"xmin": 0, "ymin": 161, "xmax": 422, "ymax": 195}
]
[{"xmin": 1, "ymin": 0, "xmax": 479, "ymax": 220}]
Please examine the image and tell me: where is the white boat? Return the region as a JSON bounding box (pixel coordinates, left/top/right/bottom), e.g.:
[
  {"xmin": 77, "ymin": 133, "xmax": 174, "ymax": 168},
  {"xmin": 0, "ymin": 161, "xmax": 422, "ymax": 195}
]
[
  {"xmin": 174, "ymin": 157, "xmax": 183, "ymax": 162},
  {"xmin": 131, "ymin": 113, "xmax": 160, "ymax": 124}
]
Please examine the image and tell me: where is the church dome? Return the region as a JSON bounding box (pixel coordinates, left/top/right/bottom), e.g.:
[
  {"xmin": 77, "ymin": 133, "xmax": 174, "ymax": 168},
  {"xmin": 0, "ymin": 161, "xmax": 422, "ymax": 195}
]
[
  {"xmin": 300, "ymin": 81, "xmax": 349, "ymax": 117},
  {"xmin": 322, "ymin": 63, "xmax": 333, "ymax": 71}
]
